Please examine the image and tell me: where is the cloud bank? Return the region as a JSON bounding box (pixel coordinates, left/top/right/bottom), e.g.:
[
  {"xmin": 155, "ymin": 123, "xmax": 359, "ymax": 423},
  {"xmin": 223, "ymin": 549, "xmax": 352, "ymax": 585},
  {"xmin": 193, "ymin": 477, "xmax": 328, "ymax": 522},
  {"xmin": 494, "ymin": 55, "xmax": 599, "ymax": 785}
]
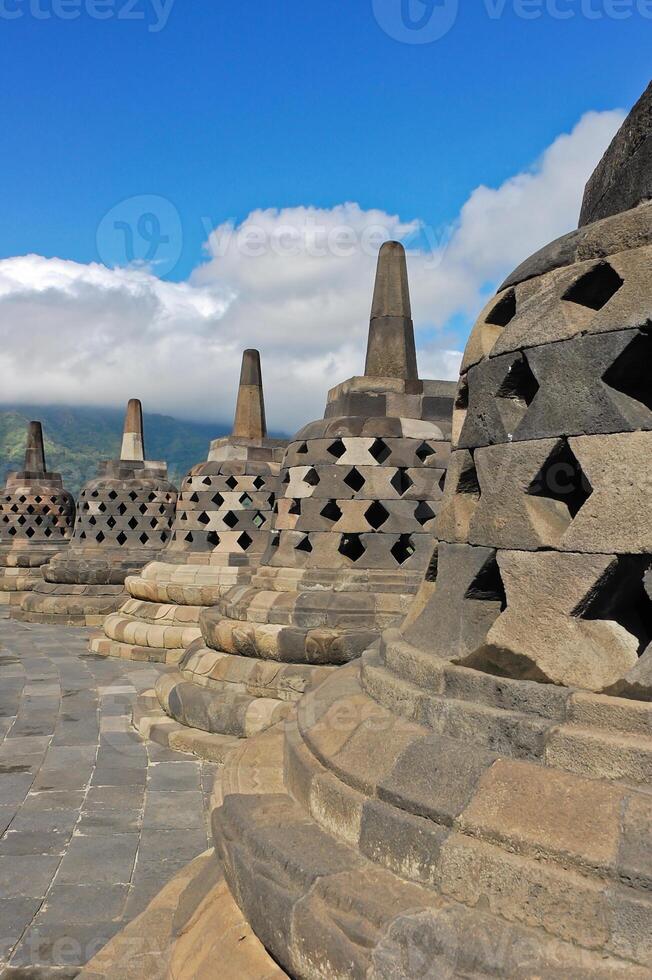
[{"xmin": 0, "ymin": 107, "xmax": 624, "ymax": 434}]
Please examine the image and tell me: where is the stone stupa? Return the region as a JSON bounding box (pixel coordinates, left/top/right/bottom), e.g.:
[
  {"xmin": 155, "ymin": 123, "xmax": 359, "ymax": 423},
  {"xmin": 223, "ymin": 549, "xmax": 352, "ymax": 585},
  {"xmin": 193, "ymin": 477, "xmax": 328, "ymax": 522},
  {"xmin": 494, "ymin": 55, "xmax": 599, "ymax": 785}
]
[
  {"xmin": 16, "ymin": 400, "xmax": 178, "ymax": 626},
  {"xmin": 88, "ymin": 349, "xmax": 286, "ymax": 666},
  {"xmin": 143, "ymin": 242, "xmax": 455, "ymax": 760},
  {"xmin": 96, "ymin": 85, "xmax": 652, "ymax": 979},
  {"xmin": 0, "ymin": 421, "xmax": 75, "ymax": 606}
]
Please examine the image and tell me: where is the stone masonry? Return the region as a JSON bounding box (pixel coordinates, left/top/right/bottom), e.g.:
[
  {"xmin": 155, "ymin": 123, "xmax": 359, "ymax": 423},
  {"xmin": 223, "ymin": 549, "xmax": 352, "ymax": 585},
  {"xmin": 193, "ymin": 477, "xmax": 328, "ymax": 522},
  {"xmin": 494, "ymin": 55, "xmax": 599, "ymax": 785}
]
[
  {"xmin": 143, "ymin": 242, "xmax": 455, "ymax": 761},
  {"xmin": 0, "ymin": 422, "xmax": 75, "ymax": 608},
  {"xmin": 15, "ymin": 400, "xmax": 178, "ymax": 627},
  {"xmin": 88, "ymin": 350, "xmax": 285, "ymax": 666},
  {"xmin": 118, "ymin": 83, "xmax": 652, "ymax": 980}
]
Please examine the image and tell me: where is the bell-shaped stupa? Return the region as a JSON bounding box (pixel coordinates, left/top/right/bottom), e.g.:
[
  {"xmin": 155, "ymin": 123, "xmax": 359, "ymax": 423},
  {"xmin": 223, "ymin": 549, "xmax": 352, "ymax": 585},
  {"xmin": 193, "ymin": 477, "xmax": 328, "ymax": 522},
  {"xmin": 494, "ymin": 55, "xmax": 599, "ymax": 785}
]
[
  {"xmin": 0, "ymin": 421, "xmax": 75, "ymax": 606},
  {"xmin": 89, "ymin": 350, "xmax": 286, "ymax": 665},
  {"xmin": 145, "ymin": 242, "xmax": 455, "ymax": 759},
  {"xmin": 16, "ymin": 400, "xmax": 178, "ymax": 626},
  {"xmin": 178, "ymin": 86, "xmax": 652, "ymax": 977}
]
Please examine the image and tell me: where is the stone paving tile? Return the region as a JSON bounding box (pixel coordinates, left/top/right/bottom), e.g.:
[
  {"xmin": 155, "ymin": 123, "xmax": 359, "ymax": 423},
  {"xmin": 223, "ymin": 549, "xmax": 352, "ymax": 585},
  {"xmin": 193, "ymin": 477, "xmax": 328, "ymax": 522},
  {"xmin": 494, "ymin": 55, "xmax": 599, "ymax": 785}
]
[{"xmin": 0, "ymin": 615, "xmax": 218, "ymax": 978}]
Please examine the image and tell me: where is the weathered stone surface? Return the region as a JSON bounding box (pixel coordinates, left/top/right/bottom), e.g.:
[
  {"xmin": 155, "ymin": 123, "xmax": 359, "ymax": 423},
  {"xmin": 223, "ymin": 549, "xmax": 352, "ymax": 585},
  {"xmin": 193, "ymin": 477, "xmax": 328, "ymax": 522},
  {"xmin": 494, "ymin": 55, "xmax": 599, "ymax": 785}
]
[{"xmin": 580, "ymin": 81, "xmax": 652, "ymax": 226}]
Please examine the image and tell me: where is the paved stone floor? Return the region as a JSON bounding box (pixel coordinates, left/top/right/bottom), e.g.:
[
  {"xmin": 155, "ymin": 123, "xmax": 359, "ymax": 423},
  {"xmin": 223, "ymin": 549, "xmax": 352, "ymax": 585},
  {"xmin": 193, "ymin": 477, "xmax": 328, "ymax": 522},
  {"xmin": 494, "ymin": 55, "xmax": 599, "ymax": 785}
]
[{"xmin": 0, "ymin": 613, "xmax": 217, "ymax": 978}]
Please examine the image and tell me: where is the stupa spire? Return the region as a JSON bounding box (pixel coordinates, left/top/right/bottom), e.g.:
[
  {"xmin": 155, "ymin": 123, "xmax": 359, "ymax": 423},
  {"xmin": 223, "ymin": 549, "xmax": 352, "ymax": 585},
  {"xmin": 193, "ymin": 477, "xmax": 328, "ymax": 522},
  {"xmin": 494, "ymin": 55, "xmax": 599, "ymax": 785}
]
[
  {"xmin": 364, "ymin": 241, "xmax": 418, "ymax": 380},
  {"xmin": 120, "ymin": 399, "xmax": 145, "ymax": 462},
  {"xmin": 231, "ymin": 349, "xmax": 267, "ymax": 440},
  {"xmin": 24, "ymin": 421, "xmax": 47, "ymax": 474}
]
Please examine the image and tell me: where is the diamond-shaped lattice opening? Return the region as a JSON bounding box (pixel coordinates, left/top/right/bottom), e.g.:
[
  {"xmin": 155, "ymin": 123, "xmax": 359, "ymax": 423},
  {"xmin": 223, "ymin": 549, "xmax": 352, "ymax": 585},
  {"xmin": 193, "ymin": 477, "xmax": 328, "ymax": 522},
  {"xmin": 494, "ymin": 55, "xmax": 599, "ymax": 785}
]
[
  {"xmin": 34, "ymin": 496, "xmax": 42, "ymax": 504},
  {"xmin": 457, "ymin": 454, "xmax": 481, "ymax": 498},
  {"xmin": 237, "ymin": 532, "xmax": 253, "ymax": 551},
  {"xmin": 289, "ymin": 499, "xmax": 301, "ymax": 516},
  {"xmin": 128, "ymin": 517, "xmax": 139, "ymax": 530},
  {"xmin": 327, "ymin": 439, "xmax": 346, "ymax": 459},
  {"xmin": 44, "ymin": 527, "xmax": 52, "ymax": 538},
  {"xmin": 438, "ymin": 472, "xmax": 447, "ymax": 493},
  {"xmin": 150, "ymin": 518, "xmax": 158, "ymax": 528},
  {"xmin": 486, "ymin": 289, "xmax": 516, "ymax": 327},
  {"xmin": 98, "ymin": 502, "xmax": 107, "ymax": 513},
  {"xmin": 573, "ymin": 557, "xmax": 652, "ymax": 656},
  {"xmin": 107, "ymin": 517, "xmax": 116, "ymax": 529},
  {"xmin": 1, "ymin": 516, "xmax": 8, "ymax": 523},
  {"xmin": 527, "ymin": 439, "xmax": 592, "ymax": 522},
  {"xmin": 10, "ymin": 505, "xmax": 18, "ymax": 514},
  {"xmin": 343, "ymin": 467, "xmax": 365, "ymax": 492},
  {"xmin": 563, "ymin": 262, "xmax": 624, "ymax": 311},
  {"xmin": 185, "ymin": 532, "xmax": 194, "ymax": 543},
  {"xmin": 303, "ymin": 468, "xmax": 320, "ymax": 487},
  {"xmin": 139, "ymin": 504, "xmax": 148, "ymax": 515},
  {"xmin": 161, "ymin": 532, "xmax": 169, "ymax": 542},
  {"xmin": 603, "ymin": 332, "xmax": 652, "ymax": 413},
  {"xmin": 226, "ymin": 476, "xmax": 238, "ymax": 490},
  {"xmin": 253, "ymin": 476, "xmax": 265, "ymax": 489},
  {"xmin": 239, "ymin": 493, "xmax": 253, "ymax": 507},
  {"xmin": 25, "ymin": 527, "xmax": 35, "ymax": 538},
  {"xmin": 339, "ymin": 533, "xmax": 366, "ymax": 563},
  {"xmin": 283, "ymin": 472, "xmax": 291, "ymax": 484},
  {"xmin": 190, "ymin": 492, "xmax": 200, "ymax": 504},
  {"xmin": 8, "ymin": 527, "xmax": 16, "ymax": 536},
  {"xmin": 202, "ymin": 477, "xmax": 212, "ymax": 486},
  {"xmin": 391, "ymin": 535, "xmax": 415, "ymax": 565},
  {"xmin": 197, "ymin": 512, "xmax": 210, "ymax": 525},
  {"xmin": 296, "ymin": 442, "xmax": 308, "ymax": 455},
  {"xmin": 253, "ymin": 512, "xmax": 266, "ymax": 528},
  {"xmin": 496, "ymin": 354, "xmax": 539, "ymax": 407},
  {"xmin": 295, "ymin": 535, "xmax": 313, "ymax": 553},
  {"xmin": 26, "ymin": 504, "xmax": 35, "ymax": 515},
  {"xmin": 17, "ymin": 515, "xmax": 26, "ymax": 526},
  {"xmin": 129, "ymin": 491, "xmax": 138, "ymax": 501},
  {"xmin": 223, "ymin": 511, "xmax": 239, "ymax": 529},
  {"xmin": 464, "ymin": 554, "xmax": 507, "ymax": 610},
  {"xmin": 416, "ymin": 442, "xmax": 436, "ymax": 463},
  {"xmin": 391, "ymin": 469, "xmax": 413, "ymax": 496},
  {"xmin": 207, "ymin": 531, "xmax": 220, "ymax": 547},
  {"xmin": 117, "ymin": 531, "xmax": 127, "ymax": 546},
  {"xmin": 271, "ymin": 532, "xmax": 280, "ymax": 548},
  {"xmin": 108, "ymin": 490, "xmax": 118, "ymax": 500},
  {"xmin": 212, "ymin": 492, "xmax": 224, "ymax": 507},
  {"xmin": 91, "ymin": 491, "xmax": 99, "ymax": 498},
  {"xmin": 118, "ymin": 503, "xmax": 127, "ymax": 515},
  {"xmin": 139, "ymin": 533, "xmax": 150, "ymax": 545},
  {"xmin": 365, "ymin": 501, "xmax": 390, "ymax": 530},
  {"xmin": 79, "ymin": 530, "xmax": 87, "ymax": 539},
  {"xmin": 96, "ymin": 531, "xmax": 106, "ymax": 543},
  {"xmin": 369, "ymin": 438, "xmax": 391, "ymax": 464},
  {"xmin": 415, "ymin": 501, "xmax": 436, "ymax": 526},
  {"xmin": 321, "ymin": 500, "xmax": 342, "ymax": 523}
]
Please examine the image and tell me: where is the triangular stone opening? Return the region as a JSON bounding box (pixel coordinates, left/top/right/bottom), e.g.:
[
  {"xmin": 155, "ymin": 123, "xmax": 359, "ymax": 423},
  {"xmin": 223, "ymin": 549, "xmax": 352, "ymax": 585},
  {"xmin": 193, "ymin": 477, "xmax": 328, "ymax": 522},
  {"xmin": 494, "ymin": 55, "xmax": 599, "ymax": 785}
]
[
  {"xmin": 602, "ymin": 330, "xmax": 652, "ymax": 412},
  {"xmin": 425, "ymin": 546, "xmax": 439, "ymax": 583},
  {"xmin": 496, "ymin": 354, "xmax": 539, "ymax": 407},
  {"xmin": 563, "ymin": 262, "xmax": 624, "ymax": 311},
  {"xmin": 486, "ymin": 289, "xmax": 516, "ymax": 327},
  {"xmin": 457, "ymin": 453, "xmax": 481, "ymax": 498},
  {"xmin": 464, "ymin": 553, "xmax": 507, "ymax": 610},
  {"xmin": 574, "ymin": 557, "xmax": 652, "ymax": 656},
  {"xmin": 303, "ymin": 468, "xmax": 320, "ymax": 487},
  {"xmin": 295, "ymin": 535, "xmax": 313, "ymax": 553},
  {"xmin": 527, "ymin": 439, "xmax": 592, "ymax": 520}
]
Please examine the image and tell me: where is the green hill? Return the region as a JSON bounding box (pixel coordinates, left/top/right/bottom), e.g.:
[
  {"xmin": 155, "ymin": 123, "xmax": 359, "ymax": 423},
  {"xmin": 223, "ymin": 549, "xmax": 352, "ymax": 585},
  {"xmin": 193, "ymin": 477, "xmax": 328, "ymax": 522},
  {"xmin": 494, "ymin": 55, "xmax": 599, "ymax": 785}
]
[{"xmin": 0, "ymin": 404, "xmax": 230, "ymax": 497}]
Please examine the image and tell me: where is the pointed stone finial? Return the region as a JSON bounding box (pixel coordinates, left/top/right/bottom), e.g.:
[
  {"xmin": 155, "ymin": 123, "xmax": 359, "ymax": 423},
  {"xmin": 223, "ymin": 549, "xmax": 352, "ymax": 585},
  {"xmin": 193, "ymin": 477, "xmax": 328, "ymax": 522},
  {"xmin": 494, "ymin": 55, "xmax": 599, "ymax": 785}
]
[
  {"xmin": 364, "ymin": 241, "xmax": 418, "ymax": 380},
  {"xmin": 232, "ymin": 349, "xmax": 267, "ymax": 440},
  {"xmin": 120, "ymin": 399, "xmax": 145, "ymax": 461},
  {"xmin": 24, "ymin": 421, "xmax": 47, "ymax": 474},
  {"xmin": 580, "ymin": 80, "xmax": 652, "ymax": 226}
]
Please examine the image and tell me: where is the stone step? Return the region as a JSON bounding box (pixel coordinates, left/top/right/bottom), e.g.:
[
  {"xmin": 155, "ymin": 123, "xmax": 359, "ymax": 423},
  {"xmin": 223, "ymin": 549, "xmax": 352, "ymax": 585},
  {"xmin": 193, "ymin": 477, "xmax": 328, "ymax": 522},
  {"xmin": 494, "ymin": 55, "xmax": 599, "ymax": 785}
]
[
  {"xmin": 215, "ymin": 725, "xmax": 651, "ymax": 978},
  {"xmin": 101, "ymin": 609, "xmax": 202, "ymax": 651},
  {"xmin": 132, "ymin": 690, "xmax": 238, "ymax": 764},
  {"xmin": 126, "ymin": 561, "xmax": 250, "ymax": 606},
  {"xmin": 545, "ymin": 724, "xmax": 652, "ymax": 786},
  {"xmin": 87, "ymin": 634, "xmax": 186, "ymax": 664},
  {"xmin": 156, "ymin": 671, "xmax": 294, "ymax": 739}
]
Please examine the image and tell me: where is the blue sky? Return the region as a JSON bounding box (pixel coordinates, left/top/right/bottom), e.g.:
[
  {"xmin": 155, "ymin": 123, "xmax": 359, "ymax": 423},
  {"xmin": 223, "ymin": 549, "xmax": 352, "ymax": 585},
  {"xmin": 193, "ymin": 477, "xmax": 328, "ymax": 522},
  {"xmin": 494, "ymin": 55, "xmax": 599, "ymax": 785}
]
[
  {"xmin": 1, "ymin": 1, "xmax": 648, "ymax": 278},
  {"xmin": 0, "ymin": 2, "xmax": 648, "ymax": 427}
]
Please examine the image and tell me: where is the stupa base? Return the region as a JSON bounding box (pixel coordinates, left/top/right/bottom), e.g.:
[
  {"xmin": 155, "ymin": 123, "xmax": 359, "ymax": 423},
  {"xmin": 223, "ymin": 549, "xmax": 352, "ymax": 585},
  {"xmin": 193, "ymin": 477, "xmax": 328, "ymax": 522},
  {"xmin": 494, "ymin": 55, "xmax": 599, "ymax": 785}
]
[
  {"xmin": 132, "ymin": 689, "xmax": 241, "ymax": 764},
  {"xmin": 0, "ymin": 566, "xmax": 45, "ymax": 605},
  {"xmin": 15, "ymin": 581, "xmax": 128, "ymax": 626}
]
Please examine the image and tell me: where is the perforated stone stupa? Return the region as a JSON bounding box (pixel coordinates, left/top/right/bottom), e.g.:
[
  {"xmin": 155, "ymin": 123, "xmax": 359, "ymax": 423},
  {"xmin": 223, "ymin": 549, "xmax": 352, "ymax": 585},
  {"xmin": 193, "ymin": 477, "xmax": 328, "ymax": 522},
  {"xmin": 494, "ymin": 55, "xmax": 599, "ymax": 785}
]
[
  {"xmin": 88, "ymin": 350, "xmax": 285, "ymax": 665},
  {"xmin": 0, "ymin": 421, "xmax": 75, "ymax": 606},
  {"xmin": 146, "ymin": 242, "xmax": 455, "ymax": 758},
  {"xmin": 16, "ymin": 400, "xmax": 178, "ymax": 626},
  {"xmin": 186, "ymin": 87, "xmax": 652, "ymax": 978}
]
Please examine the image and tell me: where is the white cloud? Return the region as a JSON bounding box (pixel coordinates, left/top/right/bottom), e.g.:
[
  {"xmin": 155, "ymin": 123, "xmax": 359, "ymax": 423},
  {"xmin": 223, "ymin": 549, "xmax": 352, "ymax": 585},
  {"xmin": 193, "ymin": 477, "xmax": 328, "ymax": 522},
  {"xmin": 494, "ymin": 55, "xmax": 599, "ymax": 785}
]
[{"xmin": 0, "ymin": 108, "xmax": 625, "ymax": 435}]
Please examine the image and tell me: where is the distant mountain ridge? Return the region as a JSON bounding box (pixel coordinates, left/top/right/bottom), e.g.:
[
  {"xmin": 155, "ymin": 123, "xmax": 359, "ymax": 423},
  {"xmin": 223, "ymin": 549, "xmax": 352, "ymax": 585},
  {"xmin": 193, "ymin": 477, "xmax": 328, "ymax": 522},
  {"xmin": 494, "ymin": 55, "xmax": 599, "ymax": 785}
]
[{"xmin": 0, "ymin": 404, "xmax": 230, "ymax": 497}]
